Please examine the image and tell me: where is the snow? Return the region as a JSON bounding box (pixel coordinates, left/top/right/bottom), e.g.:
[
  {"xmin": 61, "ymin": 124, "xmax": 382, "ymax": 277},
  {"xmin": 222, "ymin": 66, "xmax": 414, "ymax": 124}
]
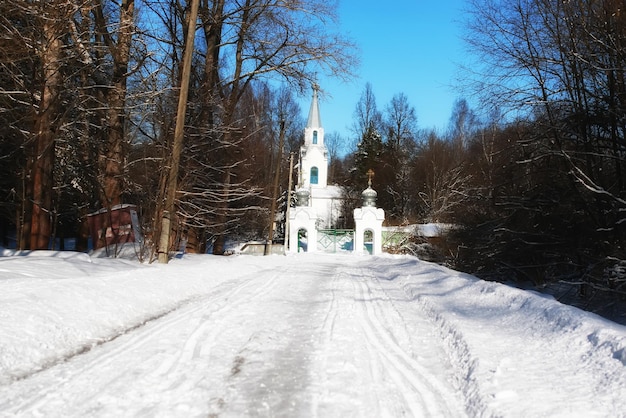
[{"xmin": 1, "ymin": 249, "xmax": 626, "ymax": 417}]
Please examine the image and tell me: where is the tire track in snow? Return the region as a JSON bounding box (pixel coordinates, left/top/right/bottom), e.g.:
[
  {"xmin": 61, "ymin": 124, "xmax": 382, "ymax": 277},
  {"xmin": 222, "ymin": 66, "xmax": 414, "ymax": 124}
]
[
  {"xmin": 3, "ymin": 256, "xmax": 474, "ymax": 417},
  {"xmin": 402, "ymin": 283, "xmax": 492, "ymax": 417},
  {"xmin": 370, "ymin": 259, "xmax": 492, "ymax": 417},
  {"xmin": 308, "ymin": 259, "xmax": 466, "ymax": 417},
  {"xmin": 146, "ymin": 267, "xmax": 284, "ymax": 379},
  {"xmin": 133, "ymin": 266, "xmax": 287, "ymax": 417},
  {"xmin": 1, "ymin": 266, "xmax": 283, "ymax": 416},
  {"xmin": 351, "ymin": 267, "xmax": 463, "ymax": 417},
  {"xmin": 309, "ymin": 265, "xmax": 344, "ymax": 416}
]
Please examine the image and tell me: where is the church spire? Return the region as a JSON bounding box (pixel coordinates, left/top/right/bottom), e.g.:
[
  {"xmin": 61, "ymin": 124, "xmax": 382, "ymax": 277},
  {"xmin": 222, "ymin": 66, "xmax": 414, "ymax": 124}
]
[{"xmin": 306, "ymin": 84, "xmax": 322, "ymax": 128}]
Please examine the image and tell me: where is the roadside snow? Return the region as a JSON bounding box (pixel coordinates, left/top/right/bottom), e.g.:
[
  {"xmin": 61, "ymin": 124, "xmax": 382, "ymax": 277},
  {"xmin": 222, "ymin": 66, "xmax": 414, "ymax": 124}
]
[{"xmin": 1, "ymin": 250, "xmax": 625, "ymax": 417}]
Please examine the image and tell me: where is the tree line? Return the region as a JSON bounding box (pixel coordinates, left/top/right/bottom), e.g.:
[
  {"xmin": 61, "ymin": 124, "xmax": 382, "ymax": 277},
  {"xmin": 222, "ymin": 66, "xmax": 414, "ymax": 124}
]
[
  {"xmin": 331, "ymin": 0, "xmax": 626, "ymax": 310},
  {"xmin": 332, "ymin": 83, "xmax": 476, "ymax": 230},
  {"xmin": 1, "ymin": 0, "xmax": 625, "ymax": 309},
  {"xmin": 459, "ymin": 0, "xmax": 626, "ymax": 309},
  {"xmin": 0, "ymin": 0, "xmax": 355, "ymax": 257}
]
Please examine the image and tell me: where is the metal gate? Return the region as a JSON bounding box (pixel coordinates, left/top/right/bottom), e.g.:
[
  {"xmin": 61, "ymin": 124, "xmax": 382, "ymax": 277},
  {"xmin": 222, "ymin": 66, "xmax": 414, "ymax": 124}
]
[{"xmin": 317, "ymin": 229, "xmax": 354, "ymax": 253}]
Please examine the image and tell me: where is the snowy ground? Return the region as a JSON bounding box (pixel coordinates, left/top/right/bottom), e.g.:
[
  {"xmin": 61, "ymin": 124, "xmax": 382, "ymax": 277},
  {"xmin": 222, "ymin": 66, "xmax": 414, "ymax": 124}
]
[{"xmin": 1, "ymin": 249, "xmax": 626, "ymax": 417}]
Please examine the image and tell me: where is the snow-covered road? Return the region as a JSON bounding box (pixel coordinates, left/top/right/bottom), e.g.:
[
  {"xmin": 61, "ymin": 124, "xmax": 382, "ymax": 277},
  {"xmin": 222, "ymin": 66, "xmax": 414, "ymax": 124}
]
[
  {"xmin": 1, "ymin": 256, "xmax": 464, "ymax": 416},
  {"xmin": 1, "ymin": 252, "xmax": 626, "ymax": 417}
]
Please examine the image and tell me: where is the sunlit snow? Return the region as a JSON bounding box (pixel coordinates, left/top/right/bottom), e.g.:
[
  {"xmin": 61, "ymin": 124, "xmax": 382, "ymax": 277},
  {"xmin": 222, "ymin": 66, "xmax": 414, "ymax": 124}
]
[{"xmin": 1, "ymin": 248, "xmax": 625, "ymax": 417}]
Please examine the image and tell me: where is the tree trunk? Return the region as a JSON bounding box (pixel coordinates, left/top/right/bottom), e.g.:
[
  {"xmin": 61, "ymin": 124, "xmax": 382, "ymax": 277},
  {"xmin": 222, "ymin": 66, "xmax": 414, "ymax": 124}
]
[
  {"xmin": 95, "ymin": 0, "xmax": 135, "ymax": 208},
  {"xmin": 29, "ymin": 12, "xmax": 64, "ymax": 250}
]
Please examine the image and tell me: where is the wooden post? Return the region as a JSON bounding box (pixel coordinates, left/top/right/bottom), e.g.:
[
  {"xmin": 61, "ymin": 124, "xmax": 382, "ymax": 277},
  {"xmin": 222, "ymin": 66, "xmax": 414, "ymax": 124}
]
[
  {"xmin": 284, "ymin": 153, "xmax": 294, "ymax": 254},
  {"xmin": 158, "ymin": 0, "xmax": 200, "ymax": 263},
  {"xmin": 265, "ymin": 120, "xmax": 285, "ymax": 255}
]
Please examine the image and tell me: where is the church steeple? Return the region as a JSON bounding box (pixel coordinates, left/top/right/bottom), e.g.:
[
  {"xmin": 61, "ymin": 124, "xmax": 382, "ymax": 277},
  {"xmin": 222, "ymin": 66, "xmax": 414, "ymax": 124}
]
[
  {"xmin": 300, "ymin": 84, "xmax": 328, "ymax": 188},
  {"xmin": 303, "ymin": 85, "xmax": 325, "ymax": 147},
  {"xmin": 306, "ymin": 84, "xmax": 322, "ymax": 129}
]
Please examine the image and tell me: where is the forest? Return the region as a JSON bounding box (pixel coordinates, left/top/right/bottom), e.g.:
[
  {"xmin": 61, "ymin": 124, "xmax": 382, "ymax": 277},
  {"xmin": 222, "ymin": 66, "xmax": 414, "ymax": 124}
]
[{"xmin": 1, "ymin": 1, "xmax": 625, "ymax": 313}]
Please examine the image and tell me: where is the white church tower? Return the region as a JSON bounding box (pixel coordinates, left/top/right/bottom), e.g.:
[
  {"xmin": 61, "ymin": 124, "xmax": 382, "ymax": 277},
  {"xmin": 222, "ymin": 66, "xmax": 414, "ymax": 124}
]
[
  {"xmin": 298, "ymin": 86, "xmax": 342, "ymax": 230},
  {"xmin": 300, "ymin": 86, "xmax": 328, "ymax": 189},
  {"xmin": 288, "ymin": 86, "xmax": 343, "ymax": 253}
]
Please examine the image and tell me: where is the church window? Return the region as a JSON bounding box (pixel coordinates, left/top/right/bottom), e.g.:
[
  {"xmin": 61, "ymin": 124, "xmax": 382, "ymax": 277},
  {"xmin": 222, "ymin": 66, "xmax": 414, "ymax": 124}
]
[
  {"xmin": 313, "ymin": 130, "xmax": 318, "ymax": 144},
  {"xmin": 310, "ymin": 167, "xmax": 319, "ymax": 184}
]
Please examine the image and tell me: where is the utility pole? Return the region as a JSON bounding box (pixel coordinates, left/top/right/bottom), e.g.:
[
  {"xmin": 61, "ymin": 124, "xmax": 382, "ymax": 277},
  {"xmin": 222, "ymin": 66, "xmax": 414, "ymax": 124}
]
[
  {"xmin": 265, "ymin": 119, "xmax": 285, "ymax": 255},
  {"xmin": 284, "ymin": 152, "xmax": 294, "ymax": 254},
  {"xmin": 158, "ymin": 0, "xmax": 200, "ymax": 264}
]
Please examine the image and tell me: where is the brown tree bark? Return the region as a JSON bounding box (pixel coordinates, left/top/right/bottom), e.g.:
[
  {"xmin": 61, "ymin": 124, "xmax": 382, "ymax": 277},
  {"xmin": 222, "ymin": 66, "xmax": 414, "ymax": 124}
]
[
  {"xmin": 29, "ymin": 8, "xmax": 65, "ymax": 250},
  {"xmin": 94, "ymin": 0, "xmax": 135, "ymax": 208}
]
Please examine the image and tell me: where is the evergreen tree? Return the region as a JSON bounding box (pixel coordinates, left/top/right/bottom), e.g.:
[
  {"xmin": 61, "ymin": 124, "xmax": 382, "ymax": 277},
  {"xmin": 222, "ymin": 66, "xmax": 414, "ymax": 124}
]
[{"xmin": 352, "ymin": 122, "xmax": 384, "ymax": 191}]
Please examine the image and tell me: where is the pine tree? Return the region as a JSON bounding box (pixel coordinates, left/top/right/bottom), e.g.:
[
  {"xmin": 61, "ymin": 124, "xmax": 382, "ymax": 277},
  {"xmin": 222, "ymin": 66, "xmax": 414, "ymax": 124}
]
[{"xmin": 352, "ymin": 122, "xmax": 384, "ymax": 191}]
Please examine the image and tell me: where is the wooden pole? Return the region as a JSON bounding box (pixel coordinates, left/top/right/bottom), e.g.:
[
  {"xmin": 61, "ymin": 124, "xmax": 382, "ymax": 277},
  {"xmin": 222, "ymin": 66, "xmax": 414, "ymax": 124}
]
[
  {"xmin": 284, "ymin": 153, "xmax": 294, "ymax": 254},
  {"xmin": 158, "ymin": 0, "xmax": 200, "ymax": 264},
  {"xmin": 265, "ymin": 120, "xmax": 285, "ymax": 255}
]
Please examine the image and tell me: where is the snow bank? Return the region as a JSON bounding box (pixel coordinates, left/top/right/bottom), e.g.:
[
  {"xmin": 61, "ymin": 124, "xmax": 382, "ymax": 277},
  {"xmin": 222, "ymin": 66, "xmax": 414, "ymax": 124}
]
[
  {"xmin": 389, "ymin": 257, "xmax": 626, "ymax": 416},
  {"xmin": 0, "ymin": 251, "xmax": 250, "ymax": 384}
]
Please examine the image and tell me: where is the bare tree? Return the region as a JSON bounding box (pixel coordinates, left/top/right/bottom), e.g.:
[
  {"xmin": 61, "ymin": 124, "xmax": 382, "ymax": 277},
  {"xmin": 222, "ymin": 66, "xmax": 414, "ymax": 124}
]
[
  {"xmin": 384, "ymin": 92, "xmax": 417, "ymax": 151},
  {"xmin": 2, "ymin": 1, "xmax": 74, "ymax": 250},
  {"xmin": 147, "ymin": 0, "xmax": 357, "ymax": 257},
  {"xmin": 382, "ymin": 92, "xmax": 418, "ymax": 223},
  {"xmin": 324, "ymin": 131, "xmax": 345, "ymax": 184},
  {"xmin": 92, "ymin": 0, "xmax": 137, "ymax": 208},
  {"xmin": 0, "ymin": 2, "xmax": 34, "ymax": 247},
  {"xmin": 447, "ymin": 98, "xmax": 478, "ymax": 156},
  {"xmin": 462, "ymin": 0, "xmax": 626, "ymax": 297},
  {"xmin": 413, "ymin": 132, "xmax": 471, "ymax": 222},
  {"xmin": 1, "ymin": 0, "xmax": 146, "ymax": 250},
  {"xmin": 352, "ymin": 82, "xmax": 382, "ymax": 148}
]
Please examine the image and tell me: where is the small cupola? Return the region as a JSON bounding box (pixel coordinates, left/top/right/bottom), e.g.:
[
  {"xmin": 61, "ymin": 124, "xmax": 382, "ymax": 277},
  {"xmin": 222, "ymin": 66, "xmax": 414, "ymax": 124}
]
[
  {"xmin": 361, "ymin": 169, "xmax": 377, "ymax": 207},
  {"xmin": 362, "ymin": 186, "xmax": 377, "ymax": 207},
  {"xmin": 296, "ymin": 187, "xmax": 310, "ymax": 206}
]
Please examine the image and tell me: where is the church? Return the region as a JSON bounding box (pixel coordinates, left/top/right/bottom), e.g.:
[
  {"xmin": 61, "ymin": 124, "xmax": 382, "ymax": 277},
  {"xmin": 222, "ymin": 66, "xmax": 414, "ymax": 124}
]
[
  {"xmin": 287, "ymin": 87, "xmax": 385, "ymax": 254},
  {"xmin": 297, "ymin": 86, "xmax": 343, "ymax": 229}
]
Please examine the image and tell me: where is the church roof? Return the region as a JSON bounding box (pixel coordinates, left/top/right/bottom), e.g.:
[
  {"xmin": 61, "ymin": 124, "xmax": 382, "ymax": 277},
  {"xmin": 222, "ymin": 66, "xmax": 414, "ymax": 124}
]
[{"xmin": 306, "ymin": 86, "xmax": 322, "ymax": 128}]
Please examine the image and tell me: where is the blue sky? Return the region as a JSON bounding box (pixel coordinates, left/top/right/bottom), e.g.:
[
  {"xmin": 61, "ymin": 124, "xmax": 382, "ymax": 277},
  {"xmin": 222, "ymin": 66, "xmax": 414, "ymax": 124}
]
[{"xmin": 303, "ymin": 0, "xmax": 468, "ymax": 143}]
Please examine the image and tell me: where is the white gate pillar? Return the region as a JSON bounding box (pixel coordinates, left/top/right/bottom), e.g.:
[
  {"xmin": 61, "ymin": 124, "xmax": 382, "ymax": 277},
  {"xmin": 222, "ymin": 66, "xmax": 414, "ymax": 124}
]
[
  {"xmin": 354, "ymin": 206, "xmax": 385, "ymax": 255},
  {"xmin": 288, "ymin": 188, "xmax": 318, "ymax": 253},
  {"xmin": 353, "ymin": 175, "xmax": 384, "ymax": 255}
]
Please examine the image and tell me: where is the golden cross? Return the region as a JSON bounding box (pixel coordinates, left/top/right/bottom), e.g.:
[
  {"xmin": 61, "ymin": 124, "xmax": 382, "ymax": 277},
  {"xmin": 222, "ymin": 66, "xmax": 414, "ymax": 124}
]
[{"xmin": 366, "ymin": 169, "xmax": 374, "ymax": 187}]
